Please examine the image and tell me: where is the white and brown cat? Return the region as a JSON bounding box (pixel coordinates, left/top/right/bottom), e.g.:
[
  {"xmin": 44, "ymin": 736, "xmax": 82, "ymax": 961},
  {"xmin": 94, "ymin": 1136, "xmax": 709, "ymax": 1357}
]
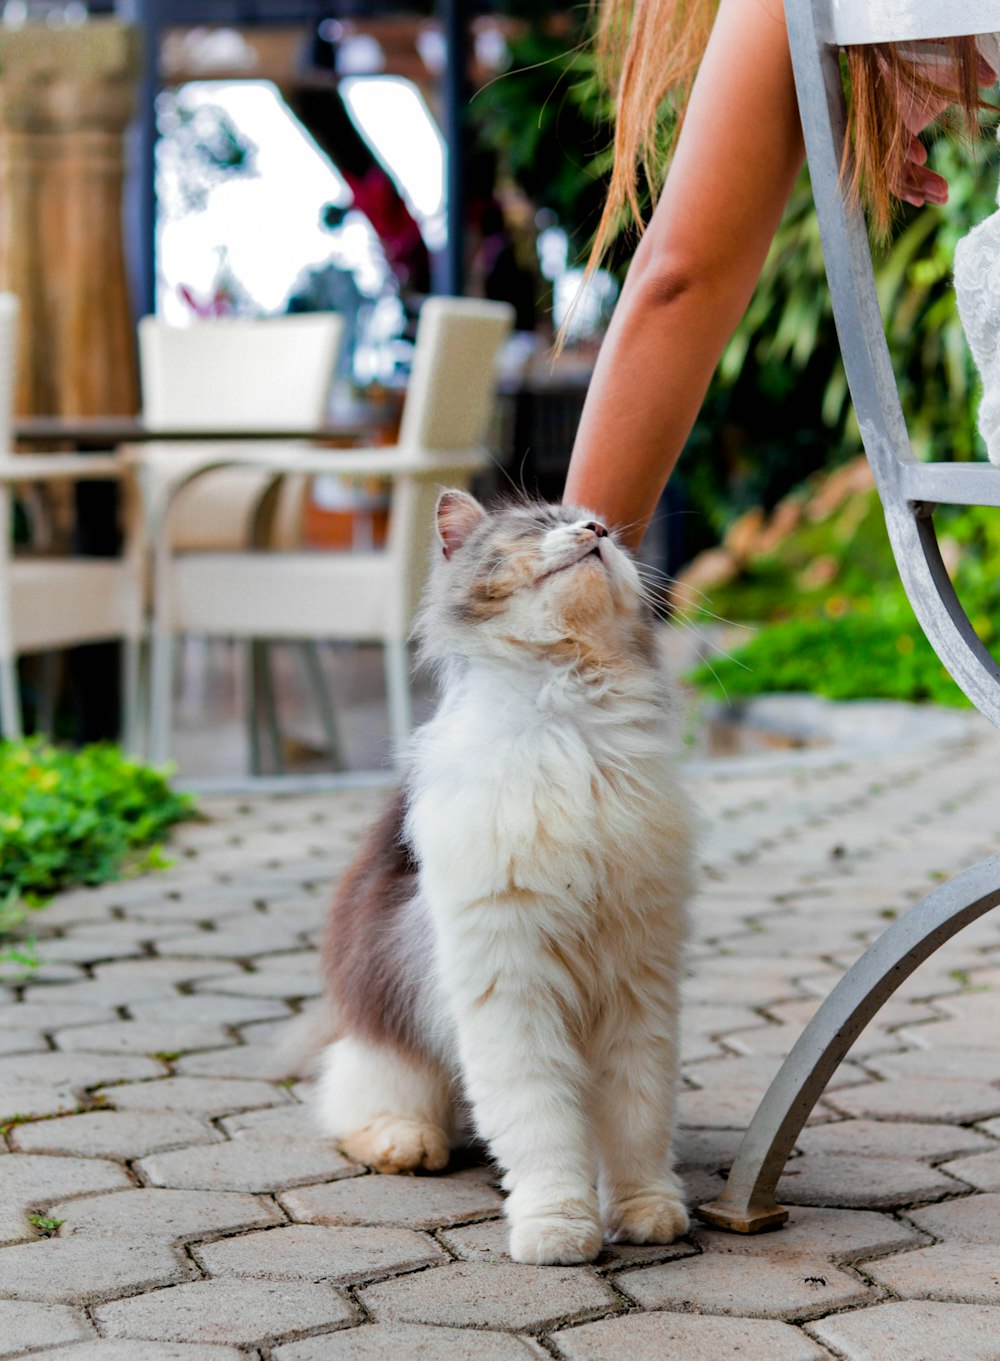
[{"xmin": 313, "ymin": 491, "xmax": 695, "ymax": 1266}]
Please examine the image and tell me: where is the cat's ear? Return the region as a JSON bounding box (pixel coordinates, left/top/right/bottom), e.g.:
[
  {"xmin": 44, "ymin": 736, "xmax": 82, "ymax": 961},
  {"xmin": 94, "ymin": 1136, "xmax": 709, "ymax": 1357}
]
[{"xmin": 436, "ymin": 490, "xmax": 486, "ymax": 560}]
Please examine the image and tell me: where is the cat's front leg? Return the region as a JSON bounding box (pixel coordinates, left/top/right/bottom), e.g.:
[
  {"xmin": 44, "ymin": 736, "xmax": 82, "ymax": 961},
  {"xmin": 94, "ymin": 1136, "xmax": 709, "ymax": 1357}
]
[
  {"xmin": 447, "ymin": 925, "xmax": 601, "ymax": 1265},
  {"xmin": 592, "ymin": 985, "xmax": 689, "ymax": 1245}
]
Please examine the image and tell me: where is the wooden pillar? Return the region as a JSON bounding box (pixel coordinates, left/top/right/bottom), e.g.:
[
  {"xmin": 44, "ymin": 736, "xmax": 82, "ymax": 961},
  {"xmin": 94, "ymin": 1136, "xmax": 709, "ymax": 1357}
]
[{"xmin": 0, "ymin": 22, "xmax": 142, "ymax": 417}]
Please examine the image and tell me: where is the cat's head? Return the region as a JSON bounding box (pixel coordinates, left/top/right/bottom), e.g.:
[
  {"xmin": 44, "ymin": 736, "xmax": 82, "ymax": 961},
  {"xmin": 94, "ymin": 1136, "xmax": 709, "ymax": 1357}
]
[{"xmin": 418, "ymin": 491, "xmax": 655, "ymax": 671}]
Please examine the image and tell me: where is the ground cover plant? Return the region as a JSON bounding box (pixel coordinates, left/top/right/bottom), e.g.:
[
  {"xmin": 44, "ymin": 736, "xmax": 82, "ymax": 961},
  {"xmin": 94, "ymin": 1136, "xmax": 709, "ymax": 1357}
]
[
  {"xmin": 0, "ymin": 741, "xmax": 193, "ymax": 968},
  {"xmin": 685, "ymin": 478, "xmax": 1000, "ymax": 706}
]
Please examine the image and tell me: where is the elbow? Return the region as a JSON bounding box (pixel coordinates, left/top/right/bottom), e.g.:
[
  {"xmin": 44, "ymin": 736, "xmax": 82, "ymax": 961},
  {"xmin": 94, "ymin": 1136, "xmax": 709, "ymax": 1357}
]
[{"xmin": 623, "ymin": 243, "xmax": 703, "ymax": 315}]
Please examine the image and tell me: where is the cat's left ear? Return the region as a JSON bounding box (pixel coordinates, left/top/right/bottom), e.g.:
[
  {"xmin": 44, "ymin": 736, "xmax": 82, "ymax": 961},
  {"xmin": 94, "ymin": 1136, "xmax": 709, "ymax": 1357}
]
[{"xmin": 436, "ymin": 490, "xmax": 486, "ymax": 560}]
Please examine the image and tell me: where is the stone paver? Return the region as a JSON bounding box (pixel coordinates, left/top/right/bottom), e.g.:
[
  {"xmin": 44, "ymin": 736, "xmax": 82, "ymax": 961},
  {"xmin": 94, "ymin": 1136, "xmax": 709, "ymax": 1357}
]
[
  {"xmin": 776, "ymin": 1151, "xmax": 963, "ymax": 1209},
  {"xmin": 92, "ymin": 1076, "xmax": 290, "ymax": 1115},
  {"xmin": 93, "ymin": 1278, "xmax": 355, "ymax": 1347},
  {"xmin": 863, "ymin": 1242, "xmax": 1000, "ymax": 1304},
  {"xmin": 616, "ymin": 1252, "xmax": 871, "ymax": 1319},
  {"xmin": 5, "ymin": 729, "xmax": 1000, "ymax": 1352},
  {"xmin": 0, "ymin": 1236, "xmax": 191, "ymax": 1303},
  {"xmin": 8, "ymin": 1110, "xmax": 221, "ymax": 1158},
  {"xmin": 193, "ymin": 1222, "xmax": 445, "ymax": 1282},
  {"xmin": 273, "ymin": 1326, "xmax": 546, "ymax": 1360},
  {"xmin": 280, "ymin": 1168, "xmax": 503, "ymax": 1229},
  {"xmin": 53, "ymin": 1187, "xmax": 283, "ymax": 1240},
  {"xmin": 552, "ymin": 1312, "xmax": 829, "ymax": 1361},
  {"xmin": 137, "ymin": 1131, "xmax": 358, "ymax": 1193},
  {"xmin": 358, "ymin": 1262, "xmax": 618, "ymax": 1330},
  {"xmin": 906, "ymin": 1193, "xmax": 1000, "ymax": 1244},
  {"xmin": 691, "ymin": 1204, "xmax": 927, "ymax": 1261},
  {"xmin": 29, "ymin": 1345, "xmax": 249, "ymax": 1360},
  {"xmin": 0, "ymin": 1298, "xmax": 93, "ymax": 1357},
  {"xmin": 809, "ymin": 1299, "xmax": 1000, "ymax": 1360}
]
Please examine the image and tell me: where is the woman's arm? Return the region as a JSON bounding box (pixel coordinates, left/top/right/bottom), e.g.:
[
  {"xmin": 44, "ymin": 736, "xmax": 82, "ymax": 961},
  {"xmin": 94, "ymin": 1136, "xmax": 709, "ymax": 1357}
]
[{"xmin": 564, "ymin": 0, "xmax": 804, "ymax": 549}]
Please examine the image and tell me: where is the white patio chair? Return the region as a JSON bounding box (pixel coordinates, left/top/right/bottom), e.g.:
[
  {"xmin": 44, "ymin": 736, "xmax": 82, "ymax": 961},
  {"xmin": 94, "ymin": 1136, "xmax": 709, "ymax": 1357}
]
[
  {"xmin": 136, "ymin": 312, "xmax": 344, "ymax": 769},
  {"xmin": 145, "ymin": 296, "xmax": 515, "ymax": 770},
  {"xmin": 0, "ymin": 293, "xmax": 143, "ymax": 746},
  {"xmin": 697, "ymin": 0, "xmax": 1000, "ymax": 1236}
]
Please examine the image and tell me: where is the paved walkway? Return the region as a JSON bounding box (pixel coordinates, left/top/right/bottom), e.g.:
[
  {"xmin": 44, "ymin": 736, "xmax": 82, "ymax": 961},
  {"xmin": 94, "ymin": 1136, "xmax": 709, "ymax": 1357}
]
[{"xmin": 5, "ymin": 714, "xmax": 1000, "ymax": 1359}]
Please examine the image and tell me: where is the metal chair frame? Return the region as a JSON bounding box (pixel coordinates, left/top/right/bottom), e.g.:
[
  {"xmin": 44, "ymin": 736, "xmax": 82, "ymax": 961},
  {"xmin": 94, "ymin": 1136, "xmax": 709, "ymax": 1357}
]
[{"xmin": 698, "ymin": 0, "xmax": 1000, "ymax": 1234}]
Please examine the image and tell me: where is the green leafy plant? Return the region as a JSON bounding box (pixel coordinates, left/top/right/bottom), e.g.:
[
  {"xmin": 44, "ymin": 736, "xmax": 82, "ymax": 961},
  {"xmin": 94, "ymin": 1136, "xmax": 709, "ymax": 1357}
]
[
  {"xmin": 687, "ymin": 483, "xmax": 1000, "ymax": 706},
  {"xmin": 0, "ymin": 741, "xmax": 193, "ymax": 970},
  {"xmin": 27, "ymin": 1214, "xmax": 64, "ymax": 1237}
]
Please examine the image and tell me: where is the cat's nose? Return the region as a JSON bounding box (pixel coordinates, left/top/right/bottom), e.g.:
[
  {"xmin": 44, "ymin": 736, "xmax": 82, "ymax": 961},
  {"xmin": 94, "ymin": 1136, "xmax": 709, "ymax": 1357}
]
[{"xmin": 584, "ymin": 521, "xmax": 608, "ymax": 538}]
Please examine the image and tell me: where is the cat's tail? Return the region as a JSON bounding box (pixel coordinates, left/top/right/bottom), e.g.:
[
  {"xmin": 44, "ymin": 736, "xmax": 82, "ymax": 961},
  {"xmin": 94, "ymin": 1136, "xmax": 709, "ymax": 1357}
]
[{"xmin": 261, "ymin": 1001, "xmax": 341, "ymax": 1081}]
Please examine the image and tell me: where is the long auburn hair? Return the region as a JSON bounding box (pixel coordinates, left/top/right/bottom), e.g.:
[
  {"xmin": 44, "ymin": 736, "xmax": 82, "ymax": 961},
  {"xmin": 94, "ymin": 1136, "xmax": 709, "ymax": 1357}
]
[{"xmin": 590, "ymin": 0, "xmax": 983, "ymax": 265}]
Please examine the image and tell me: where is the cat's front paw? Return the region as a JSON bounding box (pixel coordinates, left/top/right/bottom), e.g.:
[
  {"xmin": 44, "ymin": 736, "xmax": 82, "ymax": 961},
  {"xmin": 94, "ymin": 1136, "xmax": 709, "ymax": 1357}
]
[
  {"xmin": 509, "ymin": 1212, "xmax": 602, "ymax": 1265},
  {"xmin": 339, "ymin": 1116, "xmax": 450, "ymax": 1174},
  {"xmin": 605, "ymin": 1188, "xmax": 689, "ymax": 1244}
]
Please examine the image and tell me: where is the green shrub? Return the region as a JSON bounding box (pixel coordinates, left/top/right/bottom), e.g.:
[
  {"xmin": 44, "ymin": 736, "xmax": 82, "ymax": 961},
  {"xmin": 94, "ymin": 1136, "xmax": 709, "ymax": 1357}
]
[
  {"xmin": 0, "ymin": 741, "xmax": 193, "ymax": 899},
  {"xmin": 0, "ymin": 741, "xmax": 194, "ymax": 970},
  {"xmin": 687, "ymin": 492, "xmax": 1000, "ymax": 706}
]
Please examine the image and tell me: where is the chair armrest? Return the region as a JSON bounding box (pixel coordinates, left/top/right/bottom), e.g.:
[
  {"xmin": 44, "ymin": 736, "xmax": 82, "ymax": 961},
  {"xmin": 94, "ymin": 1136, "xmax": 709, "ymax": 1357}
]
[
  {"xmin": 0, "ymin": 453, "xmax": 126, "ymax": 482},
  {"xmin": 132, "ymin": 444, "xmax": 491, "ymax": 491}
]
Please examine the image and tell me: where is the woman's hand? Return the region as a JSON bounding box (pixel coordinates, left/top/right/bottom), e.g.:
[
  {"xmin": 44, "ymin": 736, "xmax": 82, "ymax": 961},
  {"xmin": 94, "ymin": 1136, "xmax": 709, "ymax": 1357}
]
[{"xmin": 893, "ymin": 51, "xmax": 995, "ymax": 208}]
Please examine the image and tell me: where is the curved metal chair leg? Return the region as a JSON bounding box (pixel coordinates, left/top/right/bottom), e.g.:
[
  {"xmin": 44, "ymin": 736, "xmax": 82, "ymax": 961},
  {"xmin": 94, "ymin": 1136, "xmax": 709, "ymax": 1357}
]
[{"xmin": 696, "ymin": 854, "xmax": 1000, "ymax": 1233}]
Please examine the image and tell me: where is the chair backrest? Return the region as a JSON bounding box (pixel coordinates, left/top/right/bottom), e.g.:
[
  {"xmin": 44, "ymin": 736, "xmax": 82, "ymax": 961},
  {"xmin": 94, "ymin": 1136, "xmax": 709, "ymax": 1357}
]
[
  {"xmin": 820, "ymin": 0, "xmax": 1000, "ymax": 45},
  {"xmin": 138, "ymin": 313, "xmax": 344, "ymax": 431},
  {"xmin": 397, "ymin": 297, "xmax": 515, "ymax": 453},
  {"xmin": 383, "ymin": 297, "xmax": 514, "ymax": 640}
]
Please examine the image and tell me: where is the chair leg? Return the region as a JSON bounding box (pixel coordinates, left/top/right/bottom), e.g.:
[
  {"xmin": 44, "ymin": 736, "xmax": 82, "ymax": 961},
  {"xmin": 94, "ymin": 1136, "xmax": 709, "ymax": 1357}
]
[
  {"xmin": 384, "ymin": 639, "xmax": 412, "ymax": 758},
  {"xmin": 299, "ymin": 641, "xmax": 346, "ymax": 772},
  {"xmin": 37, "ymin": 652, "xmax": 58, "ymax": 736},
  {"xmin": 149, "ymin": 625, "xmax": 174, "ymax": 768},
  {"xmin": 247, "ymin": 640, "xmax": 285, "ymax": 776},
  {"xmin": 0, "ymin": 655, "xmax": 22, "ymax": 741},
  {"xmin": 121, "ymin": 636, "xmax": 143, "ymax": 758},
  {"xmin": 696, "ymin": 854, "xmax": 1000, "ymax": 1234}
]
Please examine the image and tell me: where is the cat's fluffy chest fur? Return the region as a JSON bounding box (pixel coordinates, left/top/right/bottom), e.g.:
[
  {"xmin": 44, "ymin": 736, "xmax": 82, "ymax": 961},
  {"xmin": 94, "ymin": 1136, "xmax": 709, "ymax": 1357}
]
[{"xmin": 313, "ymin": 492, "xmax": 695, "ymax": 1266}]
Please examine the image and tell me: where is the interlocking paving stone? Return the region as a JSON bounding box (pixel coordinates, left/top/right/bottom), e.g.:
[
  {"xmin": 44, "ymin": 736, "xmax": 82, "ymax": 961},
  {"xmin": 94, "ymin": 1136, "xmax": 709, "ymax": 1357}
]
[
  {"xmin": 808, "ymin": 1299, "xmax": 1000, "ymax": 1361},
  {"xmin": 154, "ymin": 921, "xmax": 304, "ymax": 958},
  {"xmin": 905, "ymin": 1194, "xmax": 1000, "ymax": 1244},
  {"xmin": 8, "ymin": 1110, "xmax": 221, "ymax": 1159},
  {"xmin": 90, "ymin": 957, "xmax": 247, "ymax": 989},
  {"xmin": 0, "ymin": 1000, "xmax": 118, "ymax": 1031},
  {"xmin": 692, "ymin": 1205, "xmax": 927, "ymax": 1261},
  {"xmin": 131, "ymin": 994, "xmax": 291, "ymax": 1026},
  {"xmin": 867, "ymin": 1047, "xmax": 1000, "ymax": 1082},
  {"xmin": 53, "ymin": 1188, "xmax": 283, "ymax": 1240},
  {"xmin": 280, "ymin": 1168, "xmax": 503, "ymax": 1230},
  {"xmin": 824, "ymin": 1079, "xmax": 1000, "ymax": 1123},
  {"xmin": 616, "ymin": 1251, "xmax": 871, "ymax": 1319},
  {"xmin": 194, "ymin": 1223, "xmax": 445, "ymax": 1282},
  {"xmin": 0, "ymin": 1051, "xmax": 165, "ymax": 1113},
  {"xmin": 173, "ymin": 1045, "xmax": 278, "ymax": 1079},
  {"xmin": 939, "ymin": 1149, "xmax": 1000, "ymax": 1192},
  {"xmin": 0, "ymin": 1236, "xmax": 192, "ymax": 1303},
  {"xmin": 191, "ymin": 968, "xmax": 323, "ymax": 999},
  {"xmin": 436, "ymin": 1217, "xmax": 696, "ymax": 1271},
  {"xmin": 0, "ymin": 1298, "xmax": 93, "ymax": 1357},
  {"xmin": 218, "ymin": 1103, "xmax": 319, "ymax": 1139},
  {"xmin": 29, "ymin": 1344, "xmax": 250, "ymax": 1359},
  {"xmin": 273, "ymin": 1325, "xmax": 547, "ymax": 1360},
  {"xmin": 92, "ymin": 1076, "xmax": 289, "ymax": 1116},
  {"xmin": 0, "ymin": 1154, "xmax": 133, "ymax": 1225},
  {"xmin": 93, "ymin": 1278, "xmax": 355, "ymax": 1346},
  {"xmin": 357, "ymin": 1262, "xmax": 618, "ymax": 1331},
  {"xmin": 794, "ymin": 1119, "xmax": 993, "ymax": 1162},
  {"xmin": 862, "ymin": 1242, "xmax": 1000, "ymax": 1303},
  {"xmin": 0, "ymin": 1028, "xmax": 47, "ymax": 1055},
  {"xmin": 772, "ymin": 1154, "xmax": 963, "ymax": 1208},
  {"xmin": 54, "ymin": 1020, "xmax": 234, "ymax": 1055},
  {"xmin": 678, "ymin": 1086, "xmax": 831, "ymax": 1131},
  {"xmin": 683, "ymin": 1054, "xmax": 867, "ymax": 1092},
  {"xmin": 551, "ymin": 1311, "xmax": 830, "ymax": 1361},
  {"xmin": 137, "ymin": 1133, "xmax": 359, "ymax": 1193}
]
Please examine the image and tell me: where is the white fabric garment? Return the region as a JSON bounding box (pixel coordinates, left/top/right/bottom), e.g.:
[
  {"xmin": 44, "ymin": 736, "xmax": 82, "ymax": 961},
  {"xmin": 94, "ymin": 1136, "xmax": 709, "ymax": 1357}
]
[{"xmin": 954, "ymin": 33, "xmax": 1000, "ymax": 462}]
